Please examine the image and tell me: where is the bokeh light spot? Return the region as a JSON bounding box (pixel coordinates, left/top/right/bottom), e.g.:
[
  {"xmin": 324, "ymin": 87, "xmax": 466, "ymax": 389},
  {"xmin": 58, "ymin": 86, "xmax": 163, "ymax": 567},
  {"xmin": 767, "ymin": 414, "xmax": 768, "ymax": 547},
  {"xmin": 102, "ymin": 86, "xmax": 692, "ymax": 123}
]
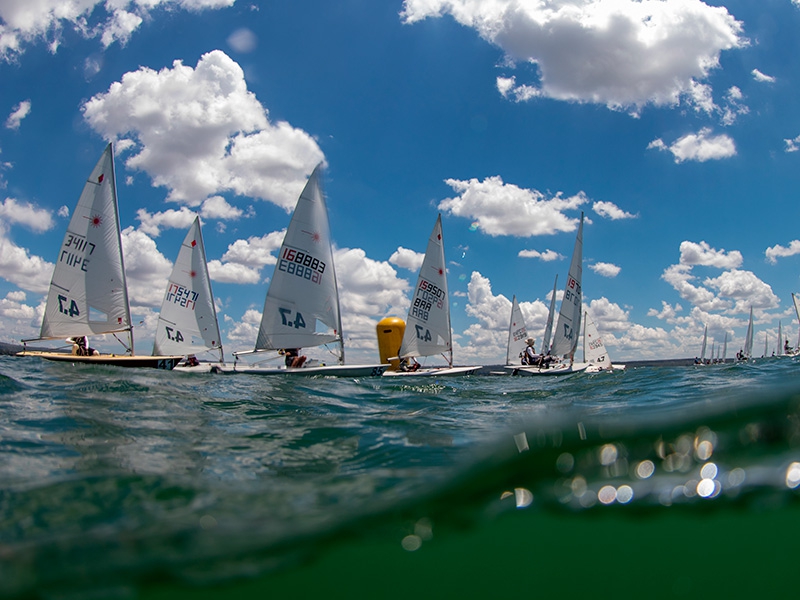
[
  {"xmin": 401, "ymin": 535, "xmax": 422, "ymax": 552},
  {"xmin": 636, "ymin": 460, "xmax": 655, "ymax": 479},
  {"xmin": 515, "ymin": 487, "xmax": 533, "ymax": 508},
  {"xmin": 598, "ymin": 485, "xmax": 617, "ymax": 505},
  {"xmin": 786, "ymin": 462, "xmax": 800, "ymax": 489},
  {"xmin": 617, "ymin": 485, "xmax": 634, "ymax": 504}
]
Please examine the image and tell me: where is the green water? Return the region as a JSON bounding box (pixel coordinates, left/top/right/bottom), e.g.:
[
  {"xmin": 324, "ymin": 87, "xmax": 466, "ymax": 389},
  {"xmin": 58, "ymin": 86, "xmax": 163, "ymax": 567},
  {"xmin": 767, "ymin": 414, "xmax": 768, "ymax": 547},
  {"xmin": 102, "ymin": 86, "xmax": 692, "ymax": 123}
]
[{"xmin": 2, "ymin": 355, "xmax": 799, "ymax": 598}]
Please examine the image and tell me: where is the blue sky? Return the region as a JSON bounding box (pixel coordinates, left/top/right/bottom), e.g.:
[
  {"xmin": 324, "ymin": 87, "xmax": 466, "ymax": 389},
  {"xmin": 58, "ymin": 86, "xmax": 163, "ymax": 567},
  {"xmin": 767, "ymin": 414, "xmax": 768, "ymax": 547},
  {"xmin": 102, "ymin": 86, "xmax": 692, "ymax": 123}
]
[{"xmin": 2, "ymin": 0, "xmax": 800, "ymax": 364}]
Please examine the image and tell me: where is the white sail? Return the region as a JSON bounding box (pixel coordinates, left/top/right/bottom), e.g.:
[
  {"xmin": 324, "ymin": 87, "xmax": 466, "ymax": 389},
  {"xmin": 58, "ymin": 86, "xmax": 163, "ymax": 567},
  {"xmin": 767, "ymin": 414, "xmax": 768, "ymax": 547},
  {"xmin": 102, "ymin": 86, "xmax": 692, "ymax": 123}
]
[
  {"xmin": 399, "ymin": 214, "xmax": 452, "ymax": 363},
  {"xmin": 722, "ymin": 332, "xmax": 727, "ymax": 361},
  {"xmin": 255, "ymin": 164, "xmax": 343, "ymax": 358},
  {"xmin": 38, "ymin": 143, "xmax": 132, "ymax": 345},
  {"xmin": 744, "ymin": 306, "xmax": 754, "ymax": 358},
  {"xmin": 778, "ymin": 321, "xmax": 783, "ymax": 356},
  {"xmin": 551, "ymin": 213, "xmax": 583, "ymax": 358},
  {"xmin": 154, "ymin": 216, "xmax": 222, "ymax": 361},
  {"xmin": 542, "ymin": 275, "xmax": 558, "ymax": 353},
  {"xmin": 794, "ymin": 293, "xmax": 800, "ymax": 349},
  {"xmin": 506, "ymin": 295, "xmax": 528, "ymax": 366},
  {"xmin": 583, "ymin": 312, "xmax": 611, "ymax": 369},
  {"xmin": 699, "ymin": 325, "xmax": 707, "ymax": 361}
]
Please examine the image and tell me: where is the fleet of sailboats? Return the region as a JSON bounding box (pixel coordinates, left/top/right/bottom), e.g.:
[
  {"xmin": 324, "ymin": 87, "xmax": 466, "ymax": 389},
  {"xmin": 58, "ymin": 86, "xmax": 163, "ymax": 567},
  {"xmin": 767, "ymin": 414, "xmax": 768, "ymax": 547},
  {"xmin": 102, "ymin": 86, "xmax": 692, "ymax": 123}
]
[
  {"xmin": 507, "ymin": 213, "xmax": 588, "ymax": 376},
  {"xmin": 15, "ymin": 146, "xmax": 800, "ymax": 376}
]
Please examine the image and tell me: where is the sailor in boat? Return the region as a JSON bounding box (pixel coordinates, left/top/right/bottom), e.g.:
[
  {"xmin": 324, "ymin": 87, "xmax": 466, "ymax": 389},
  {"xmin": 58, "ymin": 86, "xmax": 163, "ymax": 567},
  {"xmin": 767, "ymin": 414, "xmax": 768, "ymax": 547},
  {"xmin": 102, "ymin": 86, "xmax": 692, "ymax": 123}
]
[
  {"xmin": 282, "ymin": 348, "xmax": 307, "ymax": 369},
  {"xmin": 785, "ymin": 339, "xmax": 792, "ymax": 354},
  {"xmin": 184, "ymin": 354, "xmax": 200, "ymax": 367},
  {"xmin": 399, "ymin": 356, "xmax": 421, "ymax": 372},
  {"xmin": 69, "ymin": 336, "xmax": 99, "ymax": 357},
  {"xmin": 523, "ymin": 338, "xmax": 541, "ymax": 366}
]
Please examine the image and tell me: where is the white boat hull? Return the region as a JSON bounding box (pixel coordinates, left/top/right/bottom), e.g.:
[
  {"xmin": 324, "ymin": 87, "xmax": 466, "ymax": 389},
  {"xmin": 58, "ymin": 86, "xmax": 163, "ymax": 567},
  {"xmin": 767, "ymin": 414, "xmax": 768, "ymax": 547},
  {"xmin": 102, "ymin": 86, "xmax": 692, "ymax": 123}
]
[
  {"xmin": 505, "ymin": 362, "xmax": 589, "ymax": 376},
  {"xmin": 212, "ymin": 363, "xmax": 388, "ymax": 377},
  {"xmin": 383, "ymin": 365, "xmax": 481, "ymax": 377}
]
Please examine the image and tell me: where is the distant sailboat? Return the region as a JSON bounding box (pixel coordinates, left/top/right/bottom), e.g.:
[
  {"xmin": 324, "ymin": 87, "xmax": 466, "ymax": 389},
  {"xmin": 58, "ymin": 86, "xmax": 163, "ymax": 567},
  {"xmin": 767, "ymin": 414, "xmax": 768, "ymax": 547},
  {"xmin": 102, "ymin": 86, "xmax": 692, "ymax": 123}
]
[
  {"xmin": 154, "ymin": 216, "xmax": 223, "ymax": 371},
  {"xmin": 384, "ymin": 215, "xmax": 480, "ymax": 377},
  {"xmin": 738, "ymin": 307, "xmax": 754, "ymax": 361},
  {"xmin": 695, "ymin": 325, "xmax": 708, "ymax": 365},
  {"xmin": 508, "ymin": 212, "xmax": 588, "ymax": 376},
  {"xmin": 722, "ymin": 332, "xmax": 727, "ymax": 363},
  {"xmin": 18, "ymin": 144, "xmax": 181, "ymax": 370},
  {"xmin": 506, "ymin": 295, "xmax": 529, "ymax": 366},
  {"xmin": 220, "ymin": 164, "xmax": 387, "ymax": 377},
  {"xmin": 583, "ymin": 312, "xmax": 625, "ymax": 373}
]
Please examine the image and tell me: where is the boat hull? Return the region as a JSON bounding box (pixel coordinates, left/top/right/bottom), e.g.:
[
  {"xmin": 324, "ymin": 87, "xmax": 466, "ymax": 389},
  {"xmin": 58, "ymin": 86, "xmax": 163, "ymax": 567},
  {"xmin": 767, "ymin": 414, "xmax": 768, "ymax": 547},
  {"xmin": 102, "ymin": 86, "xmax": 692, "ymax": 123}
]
[
  {"xmin": 18, "ymin": 351, "xmax": 181, "ymax": 370},
  {"xmin": 382, "ymin": 365, "xmax": 481, "ymax": 377},
  {"xmin": 212, "ymin": 363, "xmax": 388, "ymax": 377},
  {"xmin": 505, "ymin": 362, "xmax": 589, "ymax": 376}
]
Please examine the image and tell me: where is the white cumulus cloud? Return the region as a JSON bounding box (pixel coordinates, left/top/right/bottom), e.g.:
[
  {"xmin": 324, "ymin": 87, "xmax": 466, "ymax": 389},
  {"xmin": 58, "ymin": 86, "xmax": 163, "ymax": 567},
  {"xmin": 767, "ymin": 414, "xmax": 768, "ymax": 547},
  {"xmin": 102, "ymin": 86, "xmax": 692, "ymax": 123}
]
[
  {"xmin": 648, "ymin": 128, "xmax": 736, "ymax": 163},
  {"xmin": 0, "ymin": 224, "xmax": 54, "ymax": 294},
  {"xmin": 784, "ymin": 135, "xmax": 800, "ymax": 153},
  {"xmin": 0, "ymin": 198, "xmax": 54, "ymax": 232},
  {"xmin": 5, "ymin": 100, "xmax": 31, "ymax": 129},
  {"xmin": 437, "ymin": 176, "xmax": 586, "ymax": 236},
  {"xmin": 518, "ymin": 249, "xmax": 563, "ymax": 261},
  {"xmin": 592, "ymin": 201, "xmax": 636, "ymax": 220},
  {"xmin": 82, "ymin": 50, "xmax": 324, "ymax": 210},
  {"xmin": 765, "ymin": 240, "xmax": 800, "ymax": 264},
  {"xmin": 402, "ymin": 0, "xmax": 746, "ymax": 114},
  {"xmin": 752, "ymin": 69, "xmax": 775, "ymax": 83},
  {"xmin": 389, "ymin": 247, "xmax": 425, "ymax": 271},
  {"xmin": 0, "ymin": 0, "xmax": 236, "ymax": 62},
  {"xmin": 589, "ymin": 262, "xmax": 621, "ymax": 277},
  {"xmin": 679, "ymin": 240, "xmax": 742, "ymax": 269},
  {"xmin": 120, "ymin": 227, "xmax": 173, "ymax": 308}
]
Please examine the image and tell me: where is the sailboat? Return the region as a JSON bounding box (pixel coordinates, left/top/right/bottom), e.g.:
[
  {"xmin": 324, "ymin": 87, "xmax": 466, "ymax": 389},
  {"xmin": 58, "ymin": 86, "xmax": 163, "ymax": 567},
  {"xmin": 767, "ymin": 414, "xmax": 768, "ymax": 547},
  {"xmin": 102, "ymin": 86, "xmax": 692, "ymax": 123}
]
[
  {"xmin": 695, "ymin": 325, "xmax": 708, "ymax": 365},
  {"xmin": 737, "ymin": 306, "xmax": 754, "ymax": 361},
  {"xmin": 583, "ymin": 312, "xmax": 625, "ymax": 373},
  {"xmin": 505, "ymin": 295, "xmax": 529, "ymax": 366},
  {"xmin": 218, "ymin": 164, "xmax": 386, "ymax": 377},
  {"xmin": 383, "ymin": 215, "xmax": 480, "ymax": 377},
  {"xmin": 507, "ymin": 212, "xmax": 588, "ymax": 376},
  {"xmin": 721, "ymin": 332, "xmax": 727, "ymax": 363},
  {"xmin": 18, "ymin": 144, "xmax": 182, "ymax": 370},
  {"xmin": 791, "ymin": 293, "xmax": 800, "ymax": 356},
  {"xmin": 153, "ymin": 216, "xmax": 223, "ymax": 372}
]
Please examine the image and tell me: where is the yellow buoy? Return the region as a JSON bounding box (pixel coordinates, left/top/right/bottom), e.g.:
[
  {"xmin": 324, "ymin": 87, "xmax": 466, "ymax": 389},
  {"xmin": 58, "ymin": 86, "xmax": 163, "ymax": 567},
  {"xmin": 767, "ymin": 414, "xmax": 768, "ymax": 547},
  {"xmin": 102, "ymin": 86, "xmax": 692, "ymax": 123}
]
[{"xmin": 376, "ymin": 316, "xmax": 405, "ymax": 371}]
